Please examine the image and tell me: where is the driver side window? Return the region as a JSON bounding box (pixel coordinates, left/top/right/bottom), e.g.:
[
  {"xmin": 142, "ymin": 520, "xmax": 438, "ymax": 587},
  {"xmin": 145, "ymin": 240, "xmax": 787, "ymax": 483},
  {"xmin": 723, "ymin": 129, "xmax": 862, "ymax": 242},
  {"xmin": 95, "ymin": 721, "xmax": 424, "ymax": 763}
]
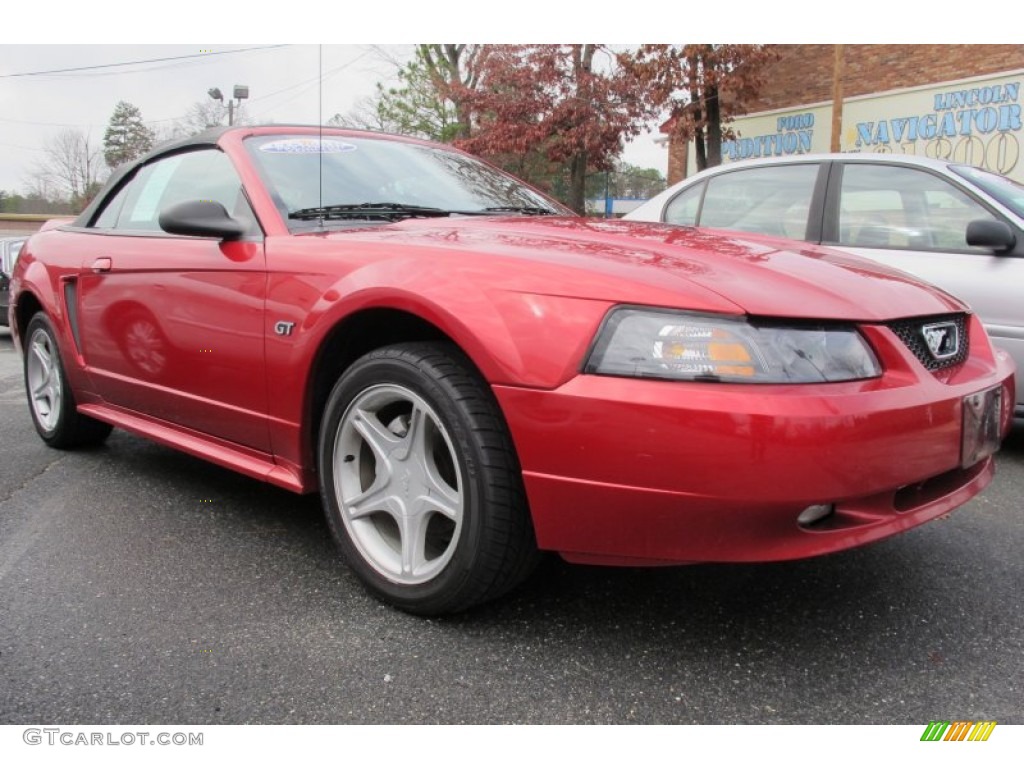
[{"xmin": 92, "ymin": 150, "xmax": 258, "ymax": 235}]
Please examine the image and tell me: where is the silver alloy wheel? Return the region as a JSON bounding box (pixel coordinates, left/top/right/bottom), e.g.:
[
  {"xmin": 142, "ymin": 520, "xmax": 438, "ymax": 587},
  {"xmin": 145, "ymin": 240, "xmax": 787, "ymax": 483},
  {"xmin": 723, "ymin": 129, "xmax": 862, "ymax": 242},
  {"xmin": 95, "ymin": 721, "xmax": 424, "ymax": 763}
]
[
  {"xmin": 26, "ymin": 327, "xmax": 63, "ymax": 432},
  {"xmin": 332, "ymin": 383, "xmax": 463, "ymax": 585}
]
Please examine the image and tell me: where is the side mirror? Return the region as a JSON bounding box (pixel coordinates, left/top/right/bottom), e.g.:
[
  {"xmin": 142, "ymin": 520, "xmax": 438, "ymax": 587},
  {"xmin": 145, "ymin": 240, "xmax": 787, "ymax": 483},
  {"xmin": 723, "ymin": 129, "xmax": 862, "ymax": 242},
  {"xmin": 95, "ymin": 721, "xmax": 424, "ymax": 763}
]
[
  {"xmin": 158, "ymin": 200, "xmax": 246, "ymax": 241},
  {"xmin": 966, "ymin": 219, "xmax": 1016, "ymax": 253}
]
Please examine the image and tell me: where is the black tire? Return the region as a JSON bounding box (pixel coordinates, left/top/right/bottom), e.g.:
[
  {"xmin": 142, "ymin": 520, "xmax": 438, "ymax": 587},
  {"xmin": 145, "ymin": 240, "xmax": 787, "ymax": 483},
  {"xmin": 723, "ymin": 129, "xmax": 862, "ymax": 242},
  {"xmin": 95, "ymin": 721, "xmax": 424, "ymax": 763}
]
[
  {"xmin": 24, "ymin": 312, "xmax": 113, "ymax": 449},
  {"xmin": 317, "ymin": 341, "xmax": 539, "ymax": 615}
]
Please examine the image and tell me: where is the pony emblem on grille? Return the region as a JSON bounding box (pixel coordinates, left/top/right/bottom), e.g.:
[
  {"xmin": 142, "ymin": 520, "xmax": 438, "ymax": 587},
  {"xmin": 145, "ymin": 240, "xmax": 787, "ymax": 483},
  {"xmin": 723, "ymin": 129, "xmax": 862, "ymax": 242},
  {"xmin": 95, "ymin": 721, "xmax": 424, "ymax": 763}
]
[{"xmin": 922, "ymin": 321, "xmax": 959, "ymax": 361}]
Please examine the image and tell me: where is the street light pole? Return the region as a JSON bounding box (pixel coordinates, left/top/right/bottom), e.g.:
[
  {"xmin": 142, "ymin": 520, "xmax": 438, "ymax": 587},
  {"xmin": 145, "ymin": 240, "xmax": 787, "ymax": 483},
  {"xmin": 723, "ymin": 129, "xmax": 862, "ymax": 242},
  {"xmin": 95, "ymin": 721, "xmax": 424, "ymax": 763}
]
[{"xmin": 207, "ymin": 85, "xmax": 249, "ymax": 126}]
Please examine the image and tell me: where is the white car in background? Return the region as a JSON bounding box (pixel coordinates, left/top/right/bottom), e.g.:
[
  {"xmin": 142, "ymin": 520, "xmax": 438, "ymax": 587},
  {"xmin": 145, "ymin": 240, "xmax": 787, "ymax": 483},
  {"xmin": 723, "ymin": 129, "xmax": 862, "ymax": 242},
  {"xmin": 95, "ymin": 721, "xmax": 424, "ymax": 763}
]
[{"xmin": 626, "ymin": 154, "xmax": 1024, "ymax": 417}]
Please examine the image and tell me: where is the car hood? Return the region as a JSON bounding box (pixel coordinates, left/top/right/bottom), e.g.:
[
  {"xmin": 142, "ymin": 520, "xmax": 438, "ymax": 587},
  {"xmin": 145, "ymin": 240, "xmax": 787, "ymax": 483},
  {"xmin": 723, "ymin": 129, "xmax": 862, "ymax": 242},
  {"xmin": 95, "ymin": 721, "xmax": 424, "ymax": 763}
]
[{"xmin": 312, "ymin": 217, "xmax": 966, "ymax": 321}]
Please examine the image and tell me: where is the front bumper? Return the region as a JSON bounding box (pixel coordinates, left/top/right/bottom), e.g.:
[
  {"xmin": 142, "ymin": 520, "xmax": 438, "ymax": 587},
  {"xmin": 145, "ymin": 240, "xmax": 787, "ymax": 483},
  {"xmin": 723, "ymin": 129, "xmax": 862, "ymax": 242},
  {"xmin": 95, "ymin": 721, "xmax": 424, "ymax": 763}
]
[{"xmin": 495, "ymin": 321, "xmax": 1015, "ymax": 565}]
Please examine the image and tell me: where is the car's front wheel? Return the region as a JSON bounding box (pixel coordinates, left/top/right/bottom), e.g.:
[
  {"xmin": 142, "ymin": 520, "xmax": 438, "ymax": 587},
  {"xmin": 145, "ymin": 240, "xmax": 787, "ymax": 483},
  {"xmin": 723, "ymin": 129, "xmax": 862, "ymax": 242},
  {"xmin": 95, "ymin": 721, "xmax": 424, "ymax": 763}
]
[
  {"xmin": 318, "ymin": 342, "xmax": 538, "ymax": 615},
  {"xmin": 24, "ymin": 312, "xmax": 113, "ymax": 448}
]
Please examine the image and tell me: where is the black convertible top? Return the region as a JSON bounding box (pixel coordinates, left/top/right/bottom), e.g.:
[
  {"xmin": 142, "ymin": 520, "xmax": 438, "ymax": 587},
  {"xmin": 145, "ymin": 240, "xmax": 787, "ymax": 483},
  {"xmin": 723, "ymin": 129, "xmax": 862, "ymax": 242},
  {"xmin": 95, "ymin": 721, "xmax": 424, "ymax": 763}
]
[
  {"xmin": 72, "ymin": 126, "xmax": 232, "ymax": 228},
  {"xmin": 71, "ymin": 124, "xmax": 429, "ymax": 228}
]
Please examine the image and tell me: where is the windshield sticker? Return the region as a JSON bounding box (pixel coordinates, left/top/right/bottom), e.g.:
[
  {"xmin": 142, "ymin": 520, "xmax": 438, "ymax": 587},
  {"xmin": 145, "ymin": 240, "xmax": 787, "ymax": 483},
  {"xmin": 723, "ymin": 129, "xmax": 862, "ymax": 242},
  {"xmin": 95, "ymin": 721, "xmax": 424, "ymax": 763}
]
[{"xmin": 259, "ymin": 139, "xmax": 357, "ymax": 154}]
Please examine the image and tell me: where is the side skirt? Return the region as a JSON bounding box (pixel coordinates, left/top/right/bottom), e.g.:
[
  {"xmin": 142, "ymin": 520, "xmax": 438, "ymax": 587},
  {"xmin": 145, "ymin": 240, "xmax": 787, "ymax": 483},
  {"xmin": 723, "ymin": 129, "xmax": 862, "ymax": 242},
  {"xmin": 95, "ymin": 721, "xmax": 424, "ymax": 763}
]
[{"xmin": 77, "ymin": 403, "xmax": 311, "ymax": 494}]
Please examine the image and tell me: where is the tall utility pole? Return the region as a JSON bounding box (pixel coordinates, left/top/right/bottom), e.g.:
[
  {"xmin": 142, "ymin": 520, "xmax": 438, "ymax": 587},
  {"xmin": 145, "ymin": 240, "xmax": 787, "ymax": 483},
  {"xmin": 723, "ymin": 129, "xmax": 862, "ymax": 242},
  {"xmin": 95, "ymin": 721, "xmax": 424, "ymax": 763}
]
[
  {"xmin": 830, "ymin": 45, "xmax": 845, "ymax": 152},
  {"xmin": 207, "ymin": 85, "xmax": 249, "ymax": 126}
]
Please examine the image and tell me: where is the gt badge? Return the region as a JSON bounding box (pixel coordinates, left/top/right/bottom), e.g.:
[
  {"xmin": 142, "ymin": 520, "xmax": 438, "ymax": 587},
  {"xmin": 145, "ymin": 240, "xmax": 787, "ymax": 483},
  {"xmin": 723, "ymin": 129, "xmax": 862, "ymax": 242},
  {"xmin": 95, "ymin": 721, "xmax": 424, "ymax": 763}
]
[{"xmin": 274, "ymin": 321, "xmax": 296, "ymax": 336}]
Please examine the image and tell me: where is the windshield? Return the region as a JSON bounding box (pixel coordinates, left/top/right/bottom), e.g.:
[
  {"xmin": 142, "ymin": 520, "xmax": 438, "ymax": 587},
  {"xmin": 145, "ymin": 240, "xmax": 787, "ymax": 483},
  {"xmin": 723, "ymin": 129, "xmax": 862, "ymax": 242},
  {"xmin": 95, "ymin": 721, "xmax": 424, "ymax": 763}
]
[
  {"xmin": 245, "ymin": 134, "xmax": 566, "ymax": 229},
  {"xmin": 951, "ymin": 164, "xmax": 1024, "ymax": 218}
]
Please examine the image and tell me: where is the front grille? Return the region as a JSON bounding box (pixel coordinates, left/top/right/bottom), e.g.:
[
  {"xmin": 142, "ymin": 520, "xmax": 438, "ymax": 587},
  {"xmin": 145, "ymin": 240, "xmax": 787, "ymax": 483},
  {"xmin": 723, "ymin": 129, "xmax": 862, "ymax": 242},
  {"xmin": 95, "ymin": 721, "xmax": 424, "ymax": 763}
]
[{"xmin": 887, "ymin": 314, "xmax": 969, "ymax": 371}]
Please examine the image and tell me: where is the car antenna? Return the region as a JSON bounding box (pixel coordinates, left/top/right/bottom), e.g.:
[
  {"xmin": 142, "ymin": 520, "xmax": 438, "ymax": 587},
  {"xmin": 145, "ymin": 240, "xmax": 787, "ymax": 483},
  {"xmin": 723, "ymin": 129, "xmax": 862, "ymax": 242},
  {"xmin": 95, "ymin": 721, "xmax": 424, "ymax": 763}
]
[{"xmin": 317, "ymin": 44, "xmax": 325, "ymax": 230}]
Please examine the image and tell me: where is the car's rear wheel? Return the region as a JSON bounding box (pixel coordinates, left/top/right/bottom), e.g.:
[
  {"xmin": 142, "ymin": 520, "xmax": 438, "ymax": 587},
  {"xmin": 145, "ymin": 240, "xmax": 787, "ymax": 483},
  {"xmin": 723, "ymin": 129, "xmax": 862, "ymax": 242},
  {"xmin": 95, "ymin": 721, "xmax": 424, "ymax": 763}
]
[
  {"xmin": 25, "ymin": 312, "xmax": 113, "ymax": 448},
  {"xmin": 318, "ymin": 342, "xmax": 539, "ymax": 615}
]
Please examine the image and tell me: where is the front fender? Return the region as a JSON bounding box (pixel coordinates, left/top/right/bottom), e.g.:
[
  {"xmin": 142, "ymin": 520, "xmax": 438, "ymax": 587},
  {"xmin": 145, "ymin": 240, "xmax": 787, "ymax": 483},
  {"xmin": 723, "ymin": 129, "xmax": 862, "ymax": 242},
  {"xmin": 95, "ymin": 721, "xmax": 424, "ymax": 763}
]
[
  {"xmin": 307, "ymin": 281, "xmax": 612, "ymax": 389},
  {"xmin": 264, "ymin": 240, "xmax": 618, "ymax": 392}
]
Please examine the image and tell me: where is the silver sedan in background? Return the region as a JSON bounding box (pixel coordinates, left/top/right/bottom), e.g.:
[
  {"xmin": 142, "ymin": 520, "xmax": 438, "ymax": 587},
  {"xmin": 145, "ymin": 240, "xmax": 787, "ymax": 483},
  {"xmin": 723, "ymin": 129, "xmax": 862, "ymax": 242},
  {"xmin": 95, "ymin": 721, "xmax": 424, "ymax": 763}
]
[
  {"xmin": 1, "ymin": 237, "xmax": 27, "ymax": 328},
  {"xmin": 626, "ymin": 154, "xmax": 1024, "ymax": 417}
]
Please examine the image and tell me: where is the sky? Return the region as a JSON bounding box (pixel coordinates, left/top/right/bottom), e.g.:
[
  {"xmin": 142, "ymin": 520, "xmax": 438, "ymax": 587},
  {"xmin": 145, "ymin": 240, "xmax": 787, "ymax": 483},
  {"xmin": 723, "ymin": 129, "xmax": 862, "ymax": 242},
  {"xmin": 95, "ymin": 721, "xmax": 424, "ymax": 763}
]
[
  {"xmin": 0, "ymin": 5, "xmax": 987, "ymax": 196},
  {"xmin": 0, "ymin": 43, "xmax": 671, "ymax": 195}
]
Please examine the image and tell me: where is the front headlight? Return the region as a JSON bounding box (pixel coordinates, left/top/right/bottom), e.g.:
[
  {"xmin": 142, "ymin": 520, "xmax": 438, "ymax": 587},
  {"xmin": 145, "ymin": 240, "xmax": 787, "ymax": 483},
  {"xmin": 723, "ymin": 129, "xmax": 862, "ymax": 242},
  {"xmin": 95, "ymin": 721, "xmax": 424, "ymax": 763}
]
[{"xmin": 585, "ymin": 308, "xmax": 881, "ymax": 384}]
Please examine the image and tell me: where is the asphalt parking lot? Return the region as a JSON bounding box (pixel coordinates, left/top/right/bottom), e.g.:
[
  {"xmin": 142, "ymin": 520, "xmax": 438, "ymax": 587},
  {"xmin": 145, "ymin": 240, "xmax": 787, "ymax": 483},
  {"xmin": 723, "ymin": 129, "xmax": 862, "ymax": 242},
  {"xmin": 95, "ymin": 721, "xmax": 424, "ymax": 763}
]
[{"xmin": 0, "ymin": 329, "xmax": 1021, "ymax": 725}]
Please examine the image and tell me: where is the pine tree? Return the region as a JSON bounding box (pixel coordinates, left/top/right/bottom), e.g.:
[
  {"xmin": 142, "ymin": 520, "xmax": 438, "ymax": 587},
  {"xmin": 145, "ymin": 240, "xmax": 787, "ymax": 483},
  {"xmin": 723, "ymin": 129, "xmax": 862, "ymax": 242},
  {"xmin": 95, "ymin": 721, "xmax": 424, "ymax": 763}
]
[{"xmin": 103, "ymin": 101, "xmax": 155, "ymax": 169}]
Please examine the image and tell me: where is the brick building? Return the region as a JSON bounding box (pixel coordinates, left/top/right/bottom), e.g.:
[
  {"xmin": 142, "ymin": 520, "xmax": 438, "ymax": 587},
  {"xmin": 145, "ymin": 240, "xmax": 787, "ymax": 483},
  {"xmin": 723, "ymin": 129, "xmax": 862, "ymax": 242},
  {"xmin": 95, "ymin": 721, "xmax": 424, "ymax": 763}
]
[{"xmin": 666, "ymin": 44, "xmax": 1024, "ymax": 184}]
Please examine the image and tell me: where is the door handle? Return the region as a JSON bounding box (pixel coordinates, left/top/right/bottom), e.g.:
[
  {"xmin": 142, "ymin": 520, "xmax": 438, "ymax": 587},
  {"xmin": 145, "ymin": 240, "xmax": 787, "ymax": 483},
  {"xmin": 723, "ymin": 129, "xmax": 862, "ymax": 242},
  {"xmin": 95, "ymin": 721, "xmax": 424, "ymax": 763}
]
[{"xmin": 91, "ymin": 257, "xmax": 112, "ymax": 273}]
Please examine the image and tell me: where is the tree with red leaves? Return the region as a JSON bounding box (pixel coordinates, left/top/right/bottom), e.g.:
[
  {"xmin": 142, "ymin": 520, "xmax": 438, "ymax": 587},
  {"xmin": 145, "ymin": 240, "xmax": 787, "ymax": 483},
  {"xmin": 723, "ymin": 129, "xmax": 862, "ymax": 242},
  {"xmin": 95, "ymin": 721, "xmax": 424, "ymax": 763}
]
[
  {"xmin": 622, "ymin": 45, "xmax": 778, "ymax": 172},
  {"xmin": 454, "ymin": 45, "xmax": 647, "ymax": 214}
]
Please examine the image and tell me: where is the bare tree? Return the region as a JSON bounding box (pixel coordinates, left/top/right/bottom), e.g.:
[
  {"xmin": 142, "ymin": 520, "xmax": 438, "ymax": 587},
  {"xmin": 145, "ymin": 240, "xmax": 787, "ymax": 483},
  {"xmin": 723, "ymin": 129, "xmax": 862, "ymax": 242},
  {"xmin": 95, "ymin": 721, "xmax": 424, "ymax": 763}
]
[
  {"xmin": 21, "ymin": 170, "xmax": 59, "ymax": 203},
  {"xmin": 167, "ymin": 101, "xmax": 252, "ymax": 139},
  {"xmin": 327, "ymin": 96, "xmax": 397, "ymax": 133},
  {"xmin": 328, "ymin": 44, "xmax": 482, "ymax": 142},
  {"xmin": 29, "ymin": 129, "xmax": 105, "ymax": 209}
]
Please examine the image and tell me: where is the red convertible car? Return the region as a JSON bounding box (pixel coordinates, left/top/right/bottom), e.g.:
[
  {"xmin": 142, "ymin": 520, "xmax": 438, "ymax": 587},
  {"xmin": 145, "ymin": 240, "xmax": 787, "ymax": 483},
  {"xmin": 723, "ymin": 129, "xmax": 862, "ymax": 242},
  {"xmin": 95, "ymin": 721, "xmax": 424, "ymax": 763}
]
[{"xmin": 10, "ymin": 126, "xmax": 1015, "ymax": 615}]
